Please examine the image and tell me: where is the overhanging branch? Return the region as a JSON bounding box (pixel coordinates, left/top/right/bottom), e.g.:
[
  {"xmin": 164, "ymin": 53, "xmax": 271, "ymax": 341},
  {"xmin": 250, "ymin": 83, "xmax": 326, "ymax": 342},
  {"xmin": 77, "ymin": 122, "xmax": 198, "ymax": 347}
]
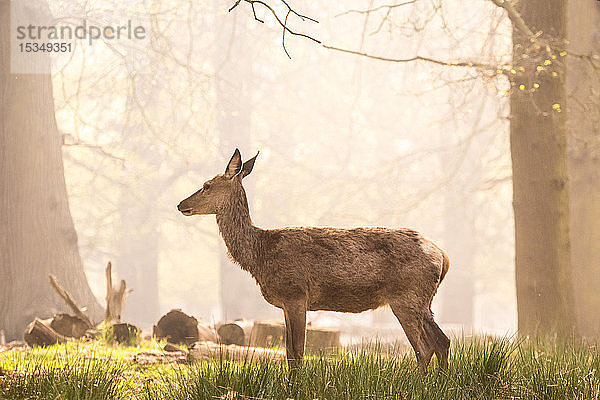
[
  {"xmin": 335, "ymin": 1, "xmax": 417, "ymax": 17},
  {"xmin": 488, "ymin": 0, "xmax": 535, "ymax": 39},
  {"xmin": 323, "ymin": 44, "xmax": 498, "ymax": 72},
  {"xmin": 229, "ymin": 0, "xmax": 320, "ymax": 58}
]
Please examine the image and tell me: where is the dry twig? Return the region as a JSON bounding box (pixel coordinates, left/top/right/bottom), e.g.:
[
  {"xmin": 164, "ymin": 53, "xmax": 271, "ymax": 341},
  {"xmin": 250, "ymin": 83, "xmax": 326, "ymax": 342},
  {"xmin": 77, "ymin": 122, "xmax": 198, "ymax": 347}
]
[{"xmin": 229, "ymin": 0, "xmax": 320, "ymax": 58}]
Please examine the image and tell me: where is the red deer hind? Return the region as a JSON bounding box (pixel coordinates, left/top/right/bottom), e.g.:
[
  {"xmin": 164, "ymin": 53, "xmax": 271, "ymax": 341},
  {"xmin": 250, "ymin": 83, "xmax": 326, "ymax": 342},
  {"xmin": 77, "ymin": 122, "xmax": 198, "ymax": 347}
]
[{"xmin": 178, "ymin": 149, "xmax": 450, "ymax": 371}]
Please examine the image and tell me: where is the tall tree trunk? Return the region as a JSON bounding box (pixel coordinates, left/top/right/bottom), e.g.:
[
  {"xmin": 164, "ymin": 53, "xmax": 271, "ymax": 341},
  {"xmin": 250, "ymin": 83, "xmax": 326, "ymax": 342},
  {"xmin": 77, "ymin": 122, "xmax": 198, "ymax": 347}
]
[
  {"xmin": 566, "ymin": 0, "xmax": 600, "ymax": 338},
  {"xmin": 510, "ymin": 0, "xmax": 576, "ymax": 335},
  {"xmin": 0, "ymin": 1, "xmax": 102, "ymax": 340}
]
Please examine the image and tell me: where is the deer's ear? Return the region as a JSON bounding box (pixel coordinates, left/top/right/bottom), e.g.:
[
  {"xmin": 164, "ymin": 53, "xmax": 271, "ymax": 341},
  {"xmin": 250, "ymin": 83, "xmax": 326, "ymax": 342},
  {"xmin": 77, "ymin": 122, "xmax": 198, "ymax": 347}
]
[
  {"xmin": 224, "ymin": 148, "xmax": 242, "ymax": 178},
  {"xmin": 239, "ymin": 151, "xmax": 259, "ymax": 179}
]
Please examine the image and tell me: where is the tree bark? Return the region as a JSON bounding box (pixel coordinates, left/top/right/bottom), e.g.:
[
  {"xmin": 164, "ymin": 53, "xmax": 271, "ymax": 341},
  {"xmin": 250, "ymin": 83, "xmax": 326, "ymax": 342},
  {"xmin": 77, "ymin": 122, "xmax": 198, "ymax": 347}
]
[
  {"xmin": 510, "ymin": 0, "xmax": 576, "ymax": 335},
  {"xmin": 566, "ymin": 0, "xmax": 600, "ymax": 338},
  {"xmin": 0, "ymin": 0, "xmax": 102, "ymax": 341}
]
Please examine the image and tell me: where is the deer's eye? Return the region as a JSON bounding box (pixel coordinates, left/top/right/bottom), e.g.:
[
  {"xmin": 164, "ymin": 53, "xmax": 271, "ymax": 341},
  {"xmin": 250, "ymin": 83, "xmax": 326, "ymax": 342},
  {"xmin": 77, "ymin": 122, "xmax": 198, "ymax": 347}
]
[{"xmin": 203, "ymin": 183, "xmax": 211, "ymax": 191}]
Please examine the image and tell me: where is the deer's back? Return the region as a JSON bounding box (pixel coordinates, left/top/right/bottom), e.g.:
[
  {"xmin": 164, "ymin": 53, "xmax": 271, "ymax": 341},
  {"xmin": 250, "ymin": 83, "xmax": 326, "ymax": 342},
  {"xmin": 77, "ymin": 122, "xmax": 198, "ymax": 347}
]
[{"xmin": 255, "ymin": 226, "xmax": 443, "ymax": 312}]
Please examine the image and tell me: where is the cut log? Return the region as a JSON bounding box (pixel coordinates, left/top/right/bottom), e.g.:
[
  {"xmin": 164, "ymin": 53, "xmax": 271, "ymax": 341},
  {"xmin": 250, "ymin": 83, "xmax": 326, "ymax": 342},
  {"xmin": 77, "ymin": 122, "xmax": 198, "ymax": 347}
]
[
  {"xmin": 24, "ymin": 318, "xmax": 68, "ymax": 347},
  {"xmin": 111, "ymin": 322, "xmax": 140, "ymax": 345},
  {"xmin": 217, "ymin": 319, "xmax": 254, "ymax": 346},
  {"xmin": 153, "ymin": 309, "xmax": 217, "ymax": 345},
  {"xmin": 104, "ymin": 262, "xmax": 130, "ymax": 323},
  {"xmin": 249, "ymin": 321, "xmax": 285, "ymax": 348},
  {"xmin": 306, "ymin": 327, "xmax": 340, "ymax": 353},
  {"xmin": 50, "ymin": 313, "xmax": 88, "ymax": 338},
  {"xmin": 49, "ymin": 275, "xmax": 94, "ymax": 329},
  {"xmin": 187, "ymin": 341, "xmax": 285, "ymax": 363},
  {"xmin": 249, "ymin": 320, "xmax": 340, "ymax": 353}
]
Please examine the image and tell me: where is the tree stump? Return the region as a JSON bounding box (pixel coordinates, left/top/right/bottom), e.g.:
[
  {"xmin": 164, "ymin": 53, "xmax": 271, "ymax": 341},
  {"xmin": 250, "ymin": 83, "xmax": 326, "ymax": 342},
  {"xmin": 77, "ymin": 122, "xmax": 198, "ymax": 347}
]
[
  {"xmin": 249, "ymin": 321, "xmax": 285, "ymax": 348},
  {"xmin": 104, "ymin": 262, "xmax": 130, "ymax": 323},
  {"xmin": 50, "ymin": 313, "xmax": 89, "ymax": 339},
  {"xmin": 306, "ymin": 327, "xmax": 340, "ymax": 353},
  {"xmin": 153, "ymin": 309, "xmax": 217, "ymax": 345},
  {"xmin": 217, "ymin": 319, "xmax": 254, "ymax": 346},
  {"xmin": 111, "ymin": 322, "xmax": 140, "ymax": 345},
  {"xmin": 24, "ymin": 318, "xmax": 68, "ymax": 347},
  {"xmin": 249, "ymin": 320, "xmax": 340, "ymax": 353}
]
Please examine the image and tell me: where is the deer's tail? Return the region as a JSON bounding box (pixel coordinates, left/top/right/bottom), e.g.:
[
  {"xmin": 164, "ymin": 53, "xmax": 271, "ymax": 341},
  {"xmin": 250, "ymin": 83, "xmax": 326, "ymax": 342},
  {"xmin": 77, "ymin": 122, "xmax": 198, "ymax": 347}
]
[{"xmin": 439, "ymin": 250, "xmax": 450, "ymax": 285}]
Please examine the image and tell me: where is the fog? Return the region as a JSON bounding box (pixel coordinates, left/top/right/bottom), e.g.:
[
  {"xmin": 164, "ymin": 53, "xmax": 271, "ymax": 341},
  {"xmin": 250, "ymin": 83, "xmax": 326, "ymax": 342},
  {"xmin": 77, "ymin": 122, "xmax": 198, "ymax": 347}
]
[{"xmin": 9, "ymin": 0, "xmax": 521, "ymax": 341}]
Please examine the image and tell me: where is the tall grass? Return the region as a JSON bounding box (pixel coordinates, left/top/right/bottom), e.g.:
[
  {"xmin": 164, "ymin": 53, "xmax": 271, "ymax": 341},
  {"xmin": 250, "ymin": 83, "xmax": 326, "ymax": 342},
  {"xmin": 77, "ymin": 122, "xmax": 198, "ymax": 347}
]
[
  {"xmin": 0, "ymin": 351, "xmax": 126, "ymax": 400},
  {"xmin": 2, "ymin": 336, "xmax": 600, "ymax": 399},
  {"xmin": 143, "ymin": 336, "xmax": 600, "ymax": 400}
]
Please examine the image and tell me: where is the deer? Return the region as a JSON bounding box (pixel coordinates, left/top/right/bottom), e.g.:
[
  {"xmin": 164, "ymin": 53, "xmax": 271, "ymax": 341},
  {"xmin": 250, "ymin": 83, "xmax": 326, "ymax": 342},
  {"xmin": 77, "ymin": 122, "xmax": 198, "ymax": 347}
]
[{"xmin": 178, "ymin": 149, "xmax": 451, "ymax": 372}]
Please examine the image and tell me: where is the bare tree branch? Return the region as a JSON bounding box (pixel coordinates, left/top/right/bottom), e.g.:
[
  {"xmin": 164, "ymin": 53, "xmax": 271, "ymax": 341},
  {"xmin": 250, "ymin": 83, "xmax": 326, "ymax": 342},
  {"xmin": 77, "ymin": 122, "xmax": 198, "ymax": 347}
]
[
  {"xmin": 488, "ymin": 0, "xmax": 535, "ymax": 38},
  {"xmin": 62, "ymin": 134, "xmax": 126, "ymax": 165},
  {"xmin": 229, "ymin": 0, "xmax": 320, "ymax": 57},
  {"xmin": 322, "ymin": 44, "xmax": 498, "ymax": 72},
  {"xmin": 335, "ymin": 1, "xmax": 416, "ymax": 17}
]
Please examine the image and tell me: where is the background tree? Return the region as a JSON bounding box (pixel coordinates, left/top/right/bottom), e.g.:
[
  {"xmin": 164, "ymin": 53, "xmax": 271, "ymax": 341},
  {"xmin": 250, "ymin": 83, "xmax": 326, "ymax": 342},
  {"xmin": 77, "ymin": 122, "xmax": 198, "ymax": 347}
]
[
  {"xmin": 0, "ymin": 0, "xmax": 103, "ymax": 340},
  {"xmin": 566, "ymin": 0, "xmax": 600, "ymax": 338},
  {"xmin": 509, "ymin": 0, "xmax": 574, "ymax": 336}
]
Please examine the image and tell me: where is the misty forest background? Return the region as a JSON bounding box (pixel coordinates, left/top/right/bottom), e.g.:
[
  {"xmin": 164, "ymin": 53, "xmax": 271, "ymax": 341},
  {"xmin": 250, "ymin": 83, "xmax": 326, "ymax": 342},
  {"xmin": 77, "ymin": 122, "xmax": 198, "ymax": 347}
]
[{"xmin": 1, "ymin": 0, "xmax": 599, "ymax": 343}]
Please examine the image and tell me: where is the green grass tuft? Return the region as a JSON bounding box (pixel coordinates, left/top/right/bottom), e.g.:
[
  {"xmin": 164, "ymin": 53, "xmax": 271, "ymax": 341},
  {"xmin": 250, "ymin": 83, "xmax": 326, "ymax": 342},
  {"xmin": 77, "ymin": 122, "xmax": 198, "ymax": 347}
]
[{"xmin": 2, "ymin": 335, "xmax": 600, "ymax": 399}]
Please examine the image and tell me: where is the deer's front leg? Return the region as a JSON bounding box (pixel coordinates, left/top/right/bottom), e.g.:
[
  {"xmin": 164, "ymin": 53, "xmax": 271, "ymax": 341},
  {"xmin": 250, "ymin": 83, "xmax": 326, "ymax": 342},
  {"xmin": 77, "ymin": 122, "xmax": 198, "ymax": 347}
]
[{"xmin": 283, "ymin": 301, "xmax": 307, "ymax": 371}]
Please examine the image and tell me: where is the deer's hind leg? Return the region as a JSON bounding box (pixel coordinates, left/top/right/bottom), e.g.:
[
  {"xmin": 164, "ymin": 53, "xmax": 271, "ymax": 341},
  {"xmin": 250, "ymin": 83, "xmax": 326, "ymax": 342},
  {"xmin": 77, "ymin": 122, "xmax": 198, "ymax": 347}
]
[
  {"xmin": 424, "ymin": 312, "xmax": 450, "ymax": 369},
  {"xmin": 389, "ymin": 302, "xmax": 434, "ymax": 372}
]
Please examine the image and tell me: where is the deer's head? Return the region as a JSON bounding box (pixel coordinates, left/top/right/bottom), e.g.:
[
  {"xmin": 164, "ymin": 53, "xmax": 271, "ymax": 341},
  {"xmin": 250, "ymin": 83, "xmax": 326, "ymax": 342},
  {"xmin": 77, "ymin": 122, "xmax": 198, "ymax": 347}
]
[{"xmin": 178, "ymin": 149, "xmax": 258, "ymax": 216}]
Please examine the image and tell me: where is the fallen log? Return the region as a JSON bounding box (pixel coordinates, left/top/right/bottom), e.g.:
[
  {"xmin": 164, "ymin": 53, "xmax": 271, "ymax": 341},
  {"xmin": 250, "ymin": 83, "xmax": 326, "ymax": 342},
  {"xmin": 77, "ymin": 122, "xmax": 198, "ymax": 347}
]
[
  {"xmin": 249, "ymin": 321, "xmax": 340, "ymax": 353},
  {"xmin": 217, "ymin": 319, "xmax": 253, "ymax": 346},
  {"xmin": 249, "ymin": 321, "xmax": 285, "ymax": 348},
  {"xmin": 50, "ymin": 313, "xmax": 89, "ymax": 339},
  {"xmin": 24, "ymin": 318, "xmax": 68, "ymax": 347},
  {"xmin": 187, "ymin": 341, "xmax": 285, "ymax": 363},
  {"xmin": 306, "ymin": 327, "xmax": 340, "ymax": 353},
  {"xmin": 153, "ymin": 309, "xmax": 217, "ymax": 345}
]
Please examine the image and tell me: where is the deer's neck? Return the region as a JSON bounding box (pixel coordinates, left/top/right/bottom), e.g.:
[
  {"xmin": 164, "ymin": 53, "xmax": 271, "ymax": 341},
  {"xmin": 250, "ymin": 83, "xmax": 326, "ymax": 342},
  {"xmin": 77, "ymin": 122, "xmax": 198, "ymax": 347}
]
[{"xmin": 215, "ymin": 186, "xmax": 261, "ymax": 271}]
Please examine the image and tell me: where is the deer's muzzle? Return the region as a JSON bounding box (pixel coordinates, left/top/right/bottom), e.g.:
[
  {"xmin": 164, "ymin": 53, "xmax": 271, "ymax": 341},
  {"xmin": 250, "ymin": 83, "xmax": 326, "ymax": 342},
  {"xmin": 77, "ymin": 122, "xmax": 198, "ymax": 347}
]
[{"xmin": 177, "ymin": 202, "xmax": 193, "ymax": 216}]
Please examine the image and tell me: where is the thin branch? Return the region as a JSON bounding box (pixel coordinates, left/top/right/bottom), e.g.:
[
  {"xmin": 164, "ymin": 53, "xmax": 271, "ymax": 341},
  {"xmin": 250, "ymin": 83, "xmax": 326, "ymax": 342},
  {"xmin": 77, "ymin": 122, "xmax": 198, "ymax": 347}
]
[
  {"xmin": 49, "ymin": 275, "xmax": 95, "ymax": 329},
  {"xmin": 283, "ymin": 9, "xmax": 291, "ymax": 58},
  {"xmin": 335, "ymin": 1, "xmax": 416, "ymax": 17},
  {"xmin": 323, "ymin": 44, "xmax": 498, "ymax": 71},
  {"xmin": 488, "ymin": 0, "xmax": 534, "ymax": 38},
  {"xmin": 62, "ymin": 134, "xmax": 126, "ymax": 165},
  {"xmin": 251, "ymin": 2, "xmax": 264, "ymax": 22},
  {"xmin": 229, "ymin": 0, "xmax": 320, "ymax": 57}
]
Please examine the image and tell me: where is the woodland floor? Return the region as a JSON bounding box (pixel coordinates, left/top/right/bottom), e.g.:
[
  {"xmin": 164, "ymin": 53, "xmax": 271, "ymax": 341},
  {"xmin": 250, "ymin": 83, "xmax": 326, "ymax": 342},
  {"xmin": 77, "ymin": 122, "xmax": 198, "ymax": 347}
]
[{"xmin": 1, "ymin": 335, "xmax": 599, "ymax": 399}]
